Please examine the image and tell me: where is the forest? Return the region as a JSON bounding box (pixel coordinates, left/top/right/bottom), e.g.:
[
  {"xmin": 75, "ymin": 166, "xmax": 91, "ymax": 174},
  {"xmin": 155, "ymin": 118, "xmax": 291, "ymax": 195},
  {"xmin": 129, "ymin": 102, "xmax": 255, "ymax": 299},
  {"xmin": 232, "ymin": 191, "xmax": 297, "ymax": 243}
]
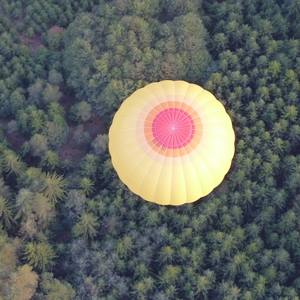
[{"xmin": 0, "ymin": 0, "xmax": 299, "ymax": 299}]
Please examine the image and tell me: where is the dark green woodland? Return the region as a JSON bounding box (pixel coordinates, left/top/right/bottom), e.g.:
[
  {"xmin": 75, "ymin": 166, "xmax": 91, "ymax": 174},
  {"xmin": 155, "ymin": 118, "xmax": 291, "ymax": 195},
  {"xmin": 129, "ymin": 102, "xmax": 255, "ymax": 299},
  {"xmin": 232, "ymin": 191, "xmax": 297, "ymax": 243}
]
[{"xmin": 0, "ymin": 0, "xmax": 299, "ymax": 299}]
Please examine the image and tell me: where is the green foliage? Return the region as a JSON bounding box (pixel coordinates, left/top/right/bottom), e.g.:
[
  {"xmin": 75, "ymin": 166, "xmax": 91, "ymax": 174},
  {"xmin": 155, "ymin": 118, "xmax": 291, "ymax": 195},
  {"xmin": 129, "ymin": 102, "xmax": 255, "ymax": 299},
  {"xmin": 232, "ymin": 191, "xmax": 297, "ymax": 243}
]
[
  {"xmin": 79, "ymin": 177, "xmax": 94, "ymax": 196},
  {"xmin": 92, "ymin": 134, "xmax": 108, "ymax": 155},
  {"xmin": 0, "ymin": 196, "xmax": 13, "ymax": 229},
  {"xmin": 39, "ymin": 272, "xmax": 75, "ymax": 300},
  {"xmin": 160, "ymin": 265, "xmax": 181, "ymax": 284},
  {"xmin": 9, "ymin": 264, "xmax": 39, "ymax": 300},
  {"xmin": 42, "ymin": 173, "xmax": 65, "ymax": 205},
  {"xmin": 17, "ymin": 105, "xmax": 46, "ymax": 135},
  {"xmin": 32, "ymin": 193, "xmax": 55, "ymax": 228},
  {"xmin": 1, "ymin": 150, "xmax": 24, "ymax": 175},
  {"xmin": 43, "ymin": 84, "xmax": 62, "ymax": 104},
  {"xmin": 63, "ymin": 2, "xmax": 211, "ymax": 117},
  {"xmin": 0, "ymin": 0, "xmax": 299, "ymax": 299},
  {"xmin": 73, "ymin": 212, "xmax": 98, "ymax": 240},
  {"xmin": 29, "ymin": 134, "xmax": 48, "ymax": 157},
  {"xmin": 42, "ymin": 150, "xmax": 60, "ymax": 170},
  {"xmin": 69, "ymin": 101, "xmax": 92, "ymax": 122},
  {"xmin": 24, "ymin": 241, "xmax": 55, "ymax": 271},
  {"xmin": 48, "ymin": 69, "xmax": 63, "ymax": 85},
  {"xmin": 44, "ymin": 121, "xmax": 69, "ymax": 148}
]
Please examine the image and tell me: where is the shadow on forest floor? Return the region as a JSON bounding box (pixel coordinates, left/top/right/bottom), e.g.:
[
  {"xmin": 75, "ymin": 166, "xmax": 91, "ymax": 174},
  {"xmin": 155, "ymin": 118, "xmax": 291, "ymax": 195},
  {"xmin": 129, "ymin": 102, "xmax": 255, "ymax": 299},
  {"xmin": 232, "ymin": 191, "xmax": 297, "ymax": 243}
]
[
  {"xmin": 58, "ymin": 88, "xmax": 105, "ymax": 162},
  {"xmin": 0, "ymin": 88, "xmax": 105, "ymax": 164},
  {"xmin": 58, "ymin": 115, "xmax": 104, "ymax": 162},
  {"xmin": 19, "ymin": 34, "xmax": 43, "ymax": 52}
]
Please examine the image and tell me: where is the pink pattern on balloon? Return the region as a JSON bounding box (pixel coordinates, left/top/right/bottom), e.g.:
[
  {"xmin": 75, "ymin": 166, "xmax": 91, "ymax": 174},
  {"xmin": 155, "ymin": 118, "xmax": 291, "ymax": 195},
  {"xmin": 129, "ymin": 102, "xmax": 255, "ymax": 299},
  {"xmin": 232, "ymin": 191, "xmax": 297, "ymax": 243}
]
[{"xmin": 152, "ymin": 108, "xmax": 195, "ymax": 149}]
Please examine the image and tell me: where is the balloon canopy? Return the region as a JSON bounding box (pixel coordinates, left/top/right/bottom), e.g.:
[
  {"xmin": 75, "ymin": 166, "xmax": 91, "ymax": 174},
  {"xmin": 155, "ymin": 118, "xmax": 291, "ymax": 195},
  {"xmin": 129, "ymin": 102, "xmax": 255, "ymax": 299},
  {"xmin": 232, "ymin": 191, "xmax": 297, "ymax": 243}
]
[{"xmin": 109, "ymin": 81, "xmax": 235, "ymax": 205}]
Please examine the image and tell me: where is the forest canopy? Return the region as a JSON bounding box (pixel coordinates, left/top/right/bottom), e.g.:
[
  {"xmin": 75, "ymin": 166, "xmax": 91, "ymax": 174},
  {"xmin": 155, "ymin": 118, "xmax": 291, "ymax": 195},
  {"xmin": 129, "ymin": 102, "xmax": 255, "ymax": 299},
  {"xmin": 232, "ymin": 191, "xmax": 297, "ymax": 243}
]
[{"xmin": 0, "ymin": 0, "xmax": 300, "ymax": 299}]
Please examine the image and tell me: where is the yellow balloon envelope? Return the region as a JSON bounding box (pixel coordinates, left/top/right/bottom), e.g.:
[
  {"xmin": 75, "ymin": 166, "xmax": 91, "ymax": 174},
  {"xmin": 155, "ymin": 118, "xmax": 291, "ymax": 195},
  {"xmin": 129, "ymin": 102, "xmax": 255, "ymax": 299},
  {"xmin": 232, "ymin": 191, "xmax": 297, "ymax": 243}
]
[{"xmin": 109, "ymin": 80, "xmax": 235, "ymax": 205}]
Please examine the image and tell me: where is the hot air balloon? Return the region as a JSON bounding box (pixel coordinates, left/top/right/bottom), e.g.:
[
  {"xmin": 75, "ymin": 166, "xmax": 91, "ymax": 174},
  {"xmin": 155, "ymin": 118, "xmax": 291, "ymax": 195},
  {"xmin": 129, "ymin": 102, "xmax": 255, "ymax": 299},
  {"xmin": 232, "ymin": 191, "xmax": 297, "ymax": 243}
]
[{"xmin": 109, "ymin": 80, "xmax": 235, "ymax": 205}]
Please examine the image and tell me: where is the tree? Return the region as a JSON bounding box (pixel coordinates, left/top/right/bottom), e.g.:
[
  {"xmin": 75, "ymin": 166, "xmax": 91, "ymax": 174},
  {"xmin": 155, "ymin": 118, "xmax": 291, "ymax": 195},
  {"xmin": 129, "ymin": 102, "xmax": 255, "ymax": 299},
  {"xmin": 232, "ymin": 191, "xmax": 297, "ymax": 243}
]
[
  {"xmin": 0, "ymin": 196, "xmax": 13, "ymax": 229},
  {"xmin": 43, "ymin": 84, "xmax": 62, "ymax": 104},
  {"xmin": 48, "ymin": 69, "xmax": 63, "ymax": 85},
  {"xmin": 10, "ymin": 88, "xmax": 26, "ymax": 114},
  {"xmin": 133, "ymin": 277, "xmax": 154, "ymax": 299},
  {"xmin": 32, "ymin": 193, "xmax": 55, "ymax": 228},
  {"xmin": 17, "ymin": 106, "xmax": 46, "ymax": 134},
  {"xmin": 63, "ymin": 37, "xmax": 96, "ymax": 99},
  {"xmin": 196, "ymin": 275, "xmax": 211, "ymax": 299},
  {"xmin": 72, "ymin": 125, "xmax": 90, "ymax": 146},
  {"xmin": 73, "ymin": 212, "xmax": 98, "ymax": 240},
  {"xmin": 10, "ymin": 265, "xmax": 38, "ymax": 300},
  {"xmin": 2, "ymin": 150, "xmax": 24, "ymax": 175},
  {"xmin": 19, "ymin": 214, "xmax": 38, "ymax": 239},
  {"xmin": 39, "ymin": 272, "xmax": 75, "ymax": 300},
  {"xmin": 42, "ymin": 173, "xmax": 65, "ymax": 205},
  {"xmin": 160, "ymin": 265, "xmax": 181, "ymax": 285},
  {"xmin": 80, "ymin": 154, "xmax": 99, "ymax": 178},
  {"xmin": 28, "ymin": 79, "xmax": 44, "ymax": 105},
  {"xmin": 195, "ymin": 270, "xmax": 215, "ymax": 299},
  {"xmin": 47, "ymin": 27, "xmax": 64, "ymax": 50},
  {"xmin": 42, "ymin": 150, "xmax": 60, "ymax": 170},
  {"xmin": 159, "ymin": 246, "xmax": 174, "ymax": 264},
  {"xmin": 92, "ymin": 134, "xmax": 108, "ymax": 155},
  {"xmin": 0, "ymin": 234, "xmax": 18, "ymax": 293},
  {"xmin": 29, "ymin": 134, "xmax": 48, "ymax": 157},
  {"xmin": 268, "ymin": 61, "xmax": 281, "ymax": 78},
  {"xmin": 70, "ymin": 101, "xmax": 92, "ymax": 122},
  {"xmin": 6, "ymin": 120, "xmax": 18, "ymax": 135},
  {"xmin": 15, "ymin": 189, "xmax": 34, "ymax": 220},
  {"xmin": 45, "ymin": 121, "xmax": 69, "ymax": 148},
  {"xmin": 79, "ymin": 177, "xmax": 94, "ymax": 196},
  {"xmin": 24, "ymin": 242, "xmax": 55, "ymax": 271}
]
